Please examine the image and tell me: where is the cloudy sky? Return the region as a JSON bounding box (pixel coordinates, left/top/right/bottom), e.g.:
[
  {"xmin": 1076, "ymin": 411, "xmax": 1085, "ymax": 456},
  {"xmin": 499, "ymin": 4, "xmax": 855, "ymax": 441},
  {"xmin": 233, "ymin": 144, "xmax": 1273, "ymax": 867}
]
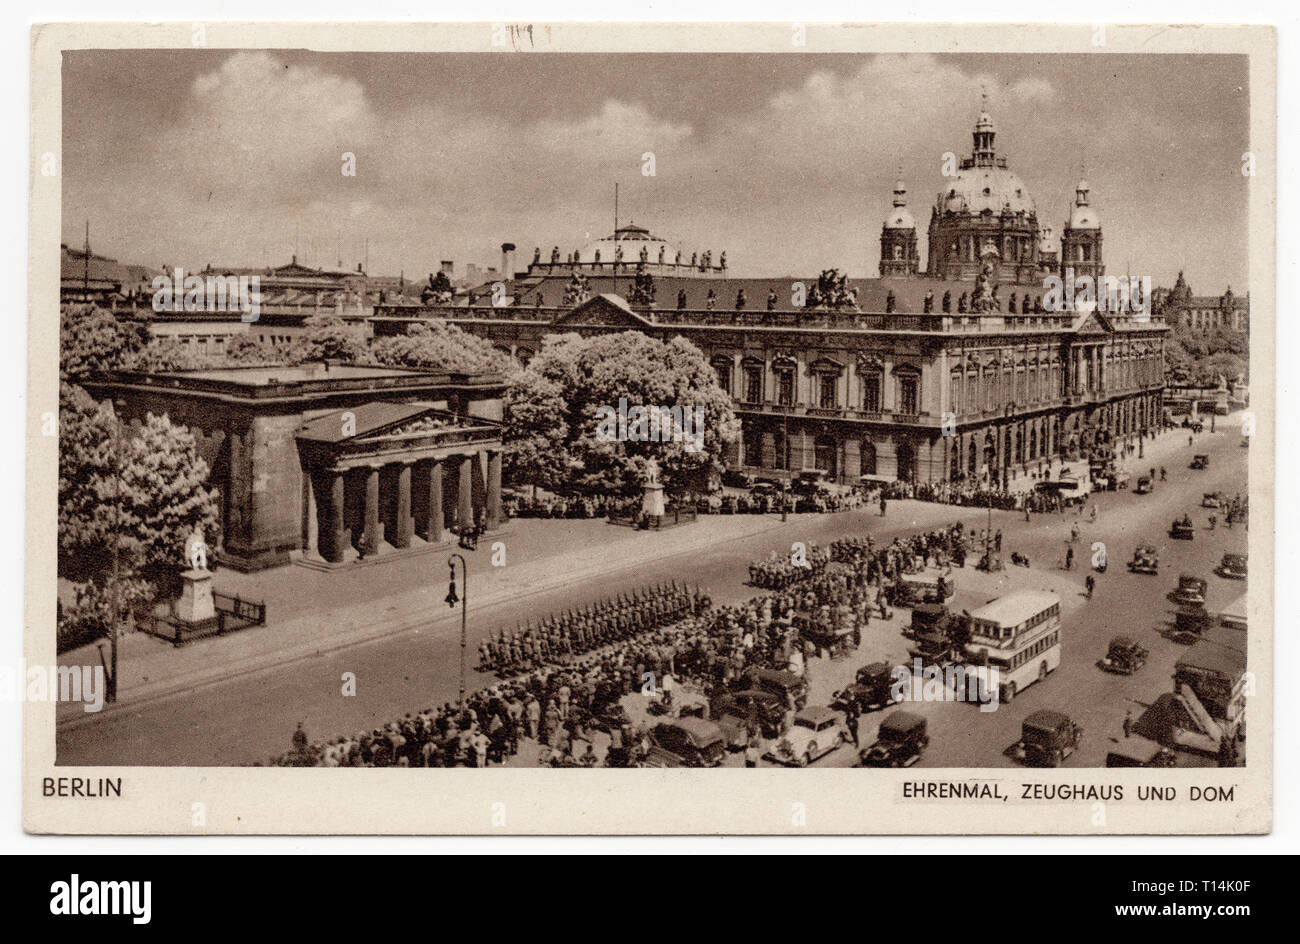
[{"xmin": 62, "ymin": 50, "xmax": 1250, "ymax": 291}]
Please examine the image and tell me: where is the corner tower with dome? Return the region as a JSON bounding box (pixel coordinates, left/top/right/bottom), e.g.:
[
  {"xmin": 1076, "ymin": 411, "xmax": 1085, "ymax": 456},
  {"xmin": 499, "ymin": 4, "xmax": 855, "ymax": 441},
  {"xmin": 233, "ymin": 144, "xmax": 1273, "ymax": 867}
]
[{"xmin": 879, "ymin": 177, "xmax": 920, "ymax": 277}]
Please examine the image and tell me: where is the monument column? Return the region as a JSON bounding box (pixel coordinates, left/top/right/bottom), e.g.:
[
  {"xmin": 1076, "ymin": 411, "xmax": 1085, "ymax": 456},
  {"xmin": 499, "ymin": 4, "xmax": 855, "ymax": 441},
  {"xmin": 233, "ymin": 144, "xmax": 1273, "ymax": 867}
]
[
  {"xmin": 486, "ymin": 450, "xmax": 503, "ymax": 529},
  {"xmin": 363, "ymin": 465, "xmax": 384, "ymax": 556}
]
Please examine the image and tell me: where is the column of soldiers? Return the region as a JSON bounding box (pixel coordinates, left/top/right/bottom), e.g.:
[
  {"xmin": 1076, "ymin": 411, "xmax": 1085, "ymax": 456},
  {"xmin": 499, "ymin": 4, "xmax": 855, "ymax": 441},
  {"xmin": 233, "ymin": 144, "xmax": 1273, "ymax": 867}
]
[{"xmin": 478, "ymin": 582, "xmax": 704, "ymax": 675}]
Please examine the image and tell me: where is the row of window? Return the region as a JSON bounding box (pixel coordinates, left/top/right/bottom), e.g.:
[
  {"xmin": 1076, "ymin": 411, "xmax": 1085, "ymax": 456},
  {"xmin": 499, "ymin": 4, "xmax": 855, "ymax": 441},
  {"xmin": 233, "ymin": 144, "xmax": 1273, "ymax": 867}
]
[
  {"xmin": 715, "ymin": 364, "xmax": 919, "ymax": 413},
  {"xmin": 1007, "ymin": 630, "xmax": 1060, "ymax": 670},
  {"xmin": 718, "ymin": 354, "xmax": 1157, "ymax": 416}
]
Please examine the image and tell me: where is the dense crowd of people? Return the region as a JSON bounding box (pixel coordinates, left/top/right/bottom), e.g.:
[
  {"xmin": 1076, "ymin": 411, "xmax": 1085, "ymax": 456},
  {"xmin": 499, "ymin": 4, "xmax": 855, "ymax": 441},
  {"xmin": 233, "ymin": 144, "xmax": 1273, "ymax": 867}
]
[
  {"xmin": 268, "ymin": 516, "xmax": 979, "ymax": 769},
  {"xmin": 747, "ymin": 543, "xmax": 832, "ymax": 589}
]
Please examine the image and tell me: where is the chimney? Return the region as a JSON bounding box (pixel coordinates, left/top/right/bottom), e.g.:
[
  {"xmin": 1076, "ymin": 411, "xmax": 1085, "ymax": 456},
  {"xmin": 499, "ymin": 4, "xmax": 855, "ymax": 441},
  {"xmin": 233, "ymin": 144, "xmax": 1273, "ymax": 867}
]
[
  {"xmin": 500, "ymin": 242, "xmax": 516, "ymax": 280},
  {"xmin": 440, "ymin": 260, "xmax": 454, "ymax": 277}
]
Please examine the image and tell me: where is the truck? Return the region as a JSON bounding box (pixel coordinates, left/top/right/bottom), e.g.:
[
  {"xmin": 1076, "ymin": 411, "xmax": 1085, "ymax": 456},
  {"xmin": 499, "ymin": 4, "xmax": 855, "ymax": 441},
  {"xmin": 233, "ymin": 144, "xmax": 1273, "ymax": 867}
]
[{"xmin": 1142, "ymin": 627, "xmax": 1246, "ymax": 756}]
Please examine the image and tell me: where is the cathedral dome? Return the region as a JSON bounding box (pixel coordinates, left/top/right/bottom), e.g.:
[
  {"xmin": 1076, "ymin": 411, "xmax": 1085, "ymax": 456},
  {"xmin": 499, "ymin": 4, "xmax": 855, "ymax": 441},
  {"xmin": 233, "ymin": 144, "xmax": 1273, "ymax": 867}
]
[{"xmin": 938, "ymin": 166, "xmax": 1037, "ymax": 217}]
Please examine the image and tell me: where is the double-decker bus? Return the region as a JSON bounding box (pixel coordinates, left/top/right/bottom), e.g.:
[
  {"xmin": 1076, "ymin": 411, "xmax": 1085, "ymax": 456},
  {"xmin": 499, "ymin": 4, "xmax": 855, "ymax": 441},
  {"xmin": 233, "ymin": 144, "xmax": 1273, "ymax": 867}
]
[{"xmin": 963, "ymin": 590, "xmax": 1062, "ymax": 704}]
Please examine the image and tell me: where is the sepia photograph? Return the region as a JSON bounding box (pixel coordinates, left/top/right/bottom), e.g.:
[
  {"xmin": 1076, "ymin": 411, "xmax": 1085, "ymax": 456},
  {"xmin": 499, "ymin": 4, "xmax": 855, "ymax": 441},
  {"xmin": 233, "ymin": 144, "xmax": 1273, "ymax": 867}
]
[{"xmin": 20, "ymin": 19, "xmax": 1275, "ymax": 836}]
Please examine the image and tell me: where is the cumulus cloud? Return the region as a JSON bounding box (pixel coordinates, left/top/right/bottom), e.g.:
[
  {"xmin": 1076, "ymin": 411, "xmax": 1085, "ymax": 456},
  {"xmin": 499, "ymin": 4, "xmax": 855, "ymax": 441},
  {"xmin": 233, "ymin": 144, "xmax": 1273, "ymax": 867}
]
[{"xmin": 61, "ymin": 50, "xmax": 1246, "ymax": 289}]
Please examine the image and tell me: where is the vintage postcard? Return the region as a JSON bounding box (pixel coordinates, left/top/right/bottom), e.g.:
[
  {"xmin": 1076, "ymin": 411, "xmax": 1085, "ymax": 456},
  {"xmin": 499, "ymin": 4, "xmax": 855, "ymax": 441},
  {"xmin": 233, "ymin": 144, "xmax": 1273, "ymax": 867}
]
[{"xmin": 24, "ymin": 21, "xmax": 1274, "ymax": 834}]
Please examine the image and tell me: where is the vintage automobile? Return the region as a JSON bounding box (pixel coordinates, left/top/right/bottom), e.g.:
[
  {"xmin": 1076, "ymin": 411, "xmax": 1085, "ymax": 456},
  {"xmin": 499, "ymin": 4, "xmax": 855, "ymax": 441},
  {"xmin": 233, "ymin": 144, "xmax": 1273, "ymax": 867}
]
[
  {"xmin": 858, "ymin": 711, "xmax": 930, "ymax": 768},
  {"xmin": 638, "ymin": 746, "xmax": 685, "ymax": 768},
  {"xmin": 765, "ymin": 707, "xmax": 848, "ymax": 767},
  {"xmin": 1014, "ymin": 710, "xmax": 1083, "ymax": 768},
  {"xmin": 793, "ymin": 608, "xmax": 855, "ymax": 659},
  {"xmin": 888, "ymin": 567, "xmax": 957, "ymax": 607},
  {"xmin": 1105, "ymin": 735, "xmax": 1177, "ymax": 768},
  {"xmin": 1134, "ymin": 475, "xmax": 1153, "ymax": 494},
  {"xmin": 1170, "ymin": 515, "xmax": 1195, "ymax": 540},
  {"xmin": 721, "ymin": 469, "xmax": 754, "ymax": 489},
  {"xmin": 1171, "ymin": 574, "xmax": 1208, "ymax": 606},
  {"xmin": 1218, "ymin": 553, "xmax": 1247, "ymax": 580},
  {"xmin": 1097, "ymin": 636, "xmax": 1149, "ymax": 675},
  {"xmin": 1189, "ymin": 454, "xmax": 1210, "ymax": 470},
  {"xmin": 831, "ymin": 662, "xmax": 899, "ymax": 715},
  {"xmin": 907, "ymin": 630, "xmax": 959, "ymax": 669},
  {"xmin": 711, "ymin": 690, "xmax": 786, "ymax": 741},
  {"xmin": 646, "ymin": 718, "xmax": 727, "ymax": 768},
  {"xmin": 1172, "ymin": 604, "xmax": 1214, "ymax": 642},
  {"xmin": 1128, "ymin": 544, "xmax": 1159, "ymax": 575},
  {"xmin": 1202, "ymin": 491, "xmax": 1226, "ymax": 509},
  {"xmin": 737, "ymin": 666, "xmax": 808, "ymax": 710},
  {"xmin": 906, "ymin": 602, "xmax": 950, "ymax": 639}
]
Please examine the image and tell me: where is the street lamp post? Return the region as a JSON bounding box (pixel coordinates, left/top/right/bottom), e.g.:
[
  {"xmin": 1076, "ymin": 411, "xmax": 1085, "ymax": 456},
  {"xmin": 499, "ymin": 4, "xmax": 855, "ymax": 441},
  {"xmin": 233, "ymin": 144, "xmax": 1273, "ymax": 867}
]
[{"xmin": 446, "ymin": 553, "xmax": 468, "ymax": 707}]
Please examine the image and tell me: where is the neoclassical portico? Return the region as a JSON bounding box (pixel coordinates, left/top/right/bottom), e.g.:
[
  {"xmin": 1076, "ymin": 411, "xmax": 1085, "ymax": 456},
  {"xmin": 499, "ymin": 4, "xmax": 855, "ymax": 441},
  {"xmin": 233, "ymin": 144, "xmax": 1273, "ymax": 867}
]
[{"xmin": 297, "ymin": 403, "xmax": 504, "ymax": 565}]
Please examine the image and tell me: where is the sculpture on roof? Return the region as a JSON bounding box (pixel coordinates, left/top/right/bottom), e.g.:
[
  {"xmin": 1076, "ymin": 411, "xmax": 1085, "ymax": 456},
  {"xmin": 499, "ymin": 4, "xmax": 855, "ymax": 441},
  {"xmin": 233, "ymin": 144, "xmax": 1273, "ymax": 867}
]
[
  {"xmin": 629, "ymin": 262, "xmax": 656, "ymax": 307},
  {"xmin": 804, "ymin": 269, "xmax": 860, "ymax": 312},
  {"xmin": 969, "ymin": 260, "xmax": 1001, "ymax": 313},
  {"xmin": 562, "ymin": 272, "xmax": 592, "ymax": 307}
]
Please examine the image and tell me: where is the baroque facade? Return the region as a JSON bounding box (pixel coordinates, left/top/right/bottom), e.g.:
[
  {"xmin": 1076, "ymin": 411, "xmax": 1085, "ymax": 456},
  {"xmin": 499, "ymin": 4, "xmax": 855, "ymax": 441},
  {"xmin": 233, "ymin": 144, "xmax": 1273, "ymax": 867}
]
[{"xmin": 370, "ymin": 105, "xmax": 1168, "ymax": 489}]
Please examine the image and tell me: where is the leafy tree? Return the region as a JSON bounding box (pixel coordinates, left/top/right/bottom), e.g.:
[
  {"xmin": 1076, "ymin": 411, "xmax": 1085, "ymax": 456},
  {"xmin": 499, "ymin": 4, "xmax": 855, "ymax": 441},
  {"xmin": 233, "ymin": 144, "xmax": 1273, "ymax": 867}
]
[
  {"xmin": 501, "ymin": 366, "xmax": 570, "ymax": 493},
  {"xmin": 58, "ymin": 384, "xmax": 219, "ymax": 646},
  {"xmin": 519, "ymin": 331, "xmax": 739, "ymax": 497},
  {"xmin": 60, "ymin": 304, "xmax": 151, "ymax": 383},
  {"xmin": 298, "ymin": 314, "xmax": 369, "ymax": 362},
  {"xmin": 368, "ymin": 321, "xmax": 512, "ymax": 374}
]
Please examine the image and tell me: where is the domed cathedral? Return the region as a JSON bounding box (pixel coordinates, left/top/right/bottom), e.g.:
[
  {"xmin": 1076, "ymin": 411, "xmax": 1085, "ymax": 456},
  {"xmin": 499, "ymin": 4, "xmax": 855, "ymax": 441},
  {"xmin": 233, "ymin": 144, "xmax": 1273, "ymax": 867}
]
[
  {"xmin": 1059, "ymin": 179, "xmax": 1104, "ymax": 282},
  {"xmin": 878, "ymin": 177, "xmax": 920, "ymax": 276},
  {"xmin": 924, "ymin": 104, "xmax": 1044, "ymax": 286}
]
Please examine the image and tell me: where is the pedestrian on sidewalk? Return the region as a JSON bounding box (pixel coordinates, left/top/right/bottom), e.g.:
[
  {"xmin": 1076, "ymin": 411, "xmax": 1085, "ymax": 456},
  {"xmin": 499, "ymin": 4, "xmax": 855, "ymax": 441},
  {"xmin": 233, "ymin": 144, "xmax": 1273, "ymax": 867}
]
[
  {"xmin": 1085, "ymin": 574, "xmax": 1095, "ymax": 599},
  {"xmin": 1065, "ymin": 546, "xmax": 1074, "ymax": 571},
  {"xmin": 1123, "ymin": 710, "xmax": 1134, "ymax": 738}
]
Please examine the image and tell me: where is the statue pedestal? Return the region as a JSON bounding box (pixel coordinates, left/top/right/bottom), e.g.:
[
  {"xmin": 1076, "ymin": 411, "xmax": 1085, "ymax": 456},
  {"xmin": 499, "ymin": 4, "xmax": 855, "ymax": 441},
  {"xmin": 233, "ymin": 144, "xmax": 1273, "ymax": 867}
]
[
  {"xmin": 177, "ymin": 569, "xmax": 216, "ymax": 624},
  {"xmin": 642, "ymin": 483, "xmax": 666, "ymax": 518}
]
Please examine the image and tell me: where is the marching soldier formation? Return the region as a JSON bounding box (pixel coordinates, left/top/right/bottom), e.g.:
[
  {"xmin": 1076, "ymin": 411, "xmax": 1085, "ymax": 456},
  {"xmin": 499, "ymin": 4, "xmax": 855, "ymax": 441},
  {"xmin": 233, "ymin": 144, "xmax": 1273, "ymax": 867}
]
[{"xmin": 477, "ymin": 582, "xmax": 705, "ymax": 675}]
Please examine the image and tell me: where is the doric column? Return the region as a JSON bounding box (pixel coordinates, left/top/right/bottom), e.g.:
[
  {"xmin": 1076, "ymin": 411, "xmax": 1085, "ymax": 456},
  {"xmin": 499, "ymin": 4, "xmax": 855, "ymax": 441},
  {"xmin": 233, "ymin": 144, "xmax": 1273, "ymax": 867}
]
[
  {"xmin": 486, "ymin": 449, "xmax": 503, "ymax": 529},
  {"xmin": 458, "ymin": 455, "xmax": 474, "ymax": 531},
  {"xmin": 420, "ymin": 459, "xmax": 444, "ymax": 544},
  {"xmin": 362, "ymin": 465, "xmax": 384, "ymax": 556},
  {"xmin": 391, "ymin": 463, "xmax": 414, "ymax": 548},
  {"xmin": 314, "ymin": 470, "xmax": 350, "ymax": 564}
]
